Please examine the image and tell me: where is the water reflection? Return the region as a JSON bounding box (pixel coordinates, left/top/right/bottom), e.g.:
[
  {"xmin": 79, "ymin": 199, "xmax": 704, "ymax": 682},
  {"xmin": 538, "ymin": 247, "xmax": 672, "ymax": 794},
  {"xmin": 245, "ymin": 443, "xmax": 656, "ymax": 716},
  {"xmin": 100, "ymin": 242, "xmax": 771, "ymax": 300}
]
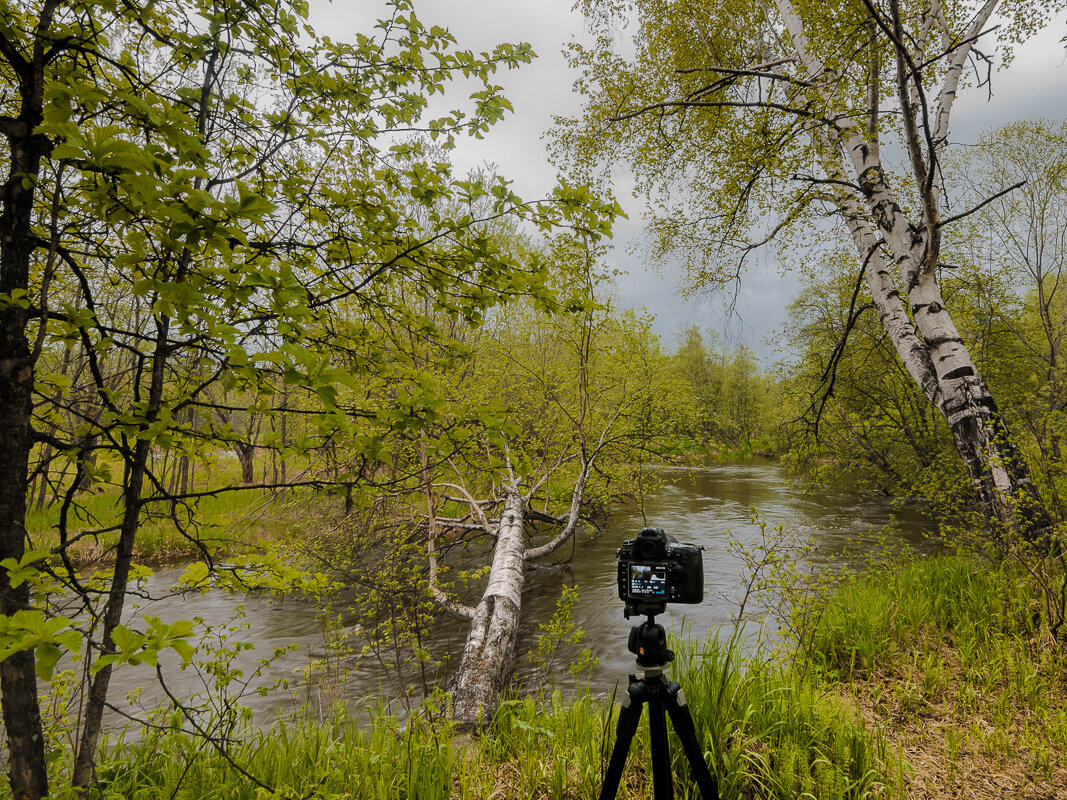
[{"xmin": 104, "ymin": 462, "xmax": 935, "ymax": 728}]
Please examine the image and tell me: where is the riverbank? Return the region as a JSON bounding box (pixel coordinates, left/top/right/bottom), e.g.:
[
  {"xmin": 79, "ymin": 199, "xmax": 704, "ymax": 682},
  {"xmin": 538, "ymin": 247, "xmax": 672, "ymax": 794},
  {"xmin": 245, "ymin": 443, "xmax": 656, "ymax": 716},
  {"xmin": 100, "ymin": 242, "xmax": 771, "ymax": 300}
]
[
  {"xmin": 25, "ymin": 454, "xmax": 781, "ymax": 568},
  {"xmin": 808, "ymin": 553, "xmax": 1067, "ymax": 798},
  {"xmin": 65, "ymin": 635, "xmax": 903, "ymax": 800},
  {"xmin": 38, "ymin": 551, "xmax": 1063, "ymax": 799},
  {"xmin": 24, "ymin": 484, "xmax": 328, "ymax": 566}
]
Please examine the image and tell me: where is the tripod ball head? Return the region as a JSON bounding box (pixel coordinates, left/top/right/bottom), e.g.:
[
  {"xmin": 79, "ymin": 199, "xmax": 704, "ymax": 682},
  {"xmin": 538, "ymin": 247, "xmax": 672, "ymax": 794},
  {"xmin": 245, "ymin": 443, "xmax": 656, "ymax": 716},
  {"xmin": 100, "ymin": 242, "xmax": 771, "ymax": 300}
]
[{"xmin": 627, "ymin": 616, "xmax": 674, "ymax": 668}]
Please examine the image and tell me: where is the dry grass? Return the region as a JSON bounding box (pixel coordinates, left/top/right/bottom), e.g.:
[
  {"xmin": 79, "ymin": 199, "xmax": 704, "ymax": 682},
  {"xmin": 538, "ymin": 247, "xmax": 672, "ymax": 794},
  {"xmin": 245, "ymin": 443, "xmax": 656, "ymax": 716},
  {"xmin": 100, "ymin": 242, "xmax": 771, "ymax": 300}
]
[{"xmin": 844, "ymin": 671, "xmax": 1066, "ymax": 798}]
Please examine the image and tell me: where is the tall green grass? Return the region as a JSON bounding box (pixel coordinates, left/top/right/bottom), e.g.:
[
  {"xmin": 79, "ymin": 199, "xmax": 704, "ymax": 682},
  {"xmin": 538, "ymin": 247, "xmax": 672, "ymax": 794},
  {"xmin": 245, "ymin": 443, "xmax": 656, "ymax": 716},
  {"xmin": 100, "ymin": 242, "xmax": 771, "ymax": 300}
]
[
  {"xmin": 66, "ymin": 700, "xmax": 609, "ymax": 800},
  {"xmin": 676, "ymin": 635, "xmax": 903, "ymax": 799},
  {"xmin": 807, "ymin": 554, "xmax": 1042, "ymax": 675},
  {"xmin": 42, "ymin": 634, "xmax": 900, "ymax": 800},
  {"xmin": 805, "ymin": 553, "xmax": 1067, "ymax": 787},
  {"xmin": 24, "ymin": 487, "xmax": 326, "ymax": 563},
  {"xmin": 38, "ymin": 554, "xmax": 1059, "ymax": 798}
]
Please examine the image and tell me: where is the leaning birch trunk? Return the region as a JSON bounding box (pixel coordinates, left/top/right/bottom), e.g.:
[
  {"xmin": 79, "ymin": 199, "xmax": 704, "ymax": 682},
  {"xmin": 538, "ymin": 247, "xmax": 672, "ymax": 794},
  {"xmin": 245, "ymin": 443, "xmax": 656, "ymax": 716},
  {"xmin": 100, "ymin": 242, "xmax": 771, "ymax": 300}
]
[
  {"xmin": 830, "ymin": 174, "xmax": 1048, "ymax": 532},
  {"xmin": 781, "ymin": 0, "xmax": 1052, "ymax": 538},
  {"xmin": 448, "ymin": 491, "xmax": 526, "ymax": 728}
]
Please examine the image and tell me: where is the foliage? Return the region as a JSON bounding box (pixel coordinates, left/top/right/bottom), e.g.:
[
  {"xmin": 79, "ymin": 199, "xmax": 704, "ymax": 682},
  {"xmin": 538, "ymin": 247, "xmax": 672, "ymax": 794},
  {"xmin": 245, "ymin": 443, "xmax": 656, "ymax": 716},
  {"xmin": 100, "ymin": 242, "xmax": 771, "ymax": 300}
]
[
  {"xmin": 526, "ymin": 584, "xmax": 598, "ymax": 694},
  {"xmin": 678, "ymin": 635, "xmax": 904, "ymax": 800},
  {"xmin": 559, "ymin": 0, "xmax": 1063, "ymax": 536},
  {"xmin": 290, "ymin": 497, "xmax": 451, "ymax": 712},
  {"xmin": 10, "ymin": 635, "xmax": 904, "ymax": 800},
  {"xmin": 777, "ymin": 248, "xmax": 969, "ymax": 503},
  {"xmin": 0, "ymin": 0, "xmax": 621, "ymax": 792},
  {"xmin": 668, "ymin": 326, "xmax": 778, "ymax": 455},
  {"xmin": 779, "ymin": 120, "xmax": 1067, "ymax": 524},
  {"xmin": 944, "ymin": 119, "xmax": 1067, "ymax": 518}
]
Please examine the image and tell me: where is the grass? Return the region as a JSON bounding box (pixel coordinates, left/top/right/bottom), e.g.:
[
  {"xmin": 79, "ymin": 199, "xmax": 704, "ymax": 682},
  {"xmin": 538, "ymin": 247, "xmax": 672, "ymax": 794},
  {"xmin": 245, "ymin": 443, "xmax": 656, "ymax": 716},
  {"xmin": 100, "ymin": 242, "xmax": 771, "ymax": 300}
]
[
  {"xmin": 49, "ymin": 696, "xmax": 615, "ymax": 800},
  {"xmin": 24, "ymin": 482, "xmax": 335, "ymax": 565},
  {"xmin": 34, "ymin": 634, "xmax": 900, "ymax": 800},
  {"xmin": 20, "ymin": 549, "xmax": 1064, "ymax": 798},
  {"xmin": 806, "ymin": 553, "xmax": 1067, "ymax": 798},
  {"xmin": 679, "ymin": 636, "xmax": 902, "ymax": 799}
]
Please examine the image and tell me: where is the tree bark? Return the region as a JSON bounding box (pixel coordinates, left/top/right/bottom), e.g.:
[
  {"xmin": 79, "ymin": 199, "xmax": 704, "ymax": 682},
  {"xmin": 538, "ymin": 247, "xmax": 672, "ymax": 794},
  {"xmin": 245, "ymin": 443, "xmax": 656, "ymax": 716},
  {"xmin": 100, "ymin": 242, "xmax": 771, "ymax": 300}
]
[
  {"xmin": 447, "ymin": 491, "xmax": 526, "ymax": 729},
  {"xmin": 846, "ymin": 160, "xmax": 1049, "ymax": 535},
  {"xmin": 234, "ymin": 442, "xmax": 255, "ymax": 484},
  {"xmin": 779, "ymin": 0, "xmax": 1052, "ymax": 537},
  {"xmin": 0, "ymin": 4, "xmax": 62, "ymax": 796},
  {"xmin": 72, "ymin": 312, "xmax": 171, "ymax": 789}
]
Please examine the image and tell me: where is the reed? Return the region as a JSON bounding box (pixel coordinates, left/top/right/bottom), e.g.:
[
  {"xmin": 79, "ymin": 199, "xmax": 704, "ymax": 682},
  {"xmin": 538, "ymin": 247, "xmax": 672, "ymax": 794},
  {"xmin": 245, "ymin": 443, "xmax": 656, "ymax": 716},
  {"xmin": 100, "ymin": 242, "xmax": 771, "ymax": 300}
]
[
  {"xmin": 674, "ymin": 635, "xmax": 902, "ymax": 799},
  {"xmin": 53, "ymin": 632, "xmax": 899, "ymax": 800},
  {"xmin": 30, "ymin": 553, "xmax": 1060, "ymax": 798}
]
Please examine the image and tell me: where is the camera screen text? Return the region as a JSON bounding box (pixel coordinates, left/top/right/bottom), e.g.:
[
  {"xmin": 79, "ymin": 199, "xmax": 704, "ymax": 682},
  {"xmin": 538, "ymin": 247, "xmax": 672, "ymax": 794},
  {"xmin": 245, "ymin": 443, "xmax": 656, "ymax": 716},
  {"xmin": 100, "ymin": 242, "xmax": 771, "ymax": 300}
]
[{"xmin": 629, "ymin": 563, "xmax": 668, "ymax": 597}]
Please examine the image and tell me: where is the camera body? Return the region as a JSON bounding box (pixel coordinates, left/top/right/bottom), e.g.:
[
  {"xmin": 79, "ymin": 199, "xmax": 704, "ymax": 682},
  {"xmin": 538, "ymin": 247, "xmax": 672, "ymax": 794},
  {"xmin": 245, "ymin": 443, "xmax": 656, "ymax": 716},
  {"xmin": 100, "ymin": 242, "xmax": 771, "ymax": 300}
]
[{"xmin": 616, "ymin": 527, "xmax": 703, "ymax": 616}]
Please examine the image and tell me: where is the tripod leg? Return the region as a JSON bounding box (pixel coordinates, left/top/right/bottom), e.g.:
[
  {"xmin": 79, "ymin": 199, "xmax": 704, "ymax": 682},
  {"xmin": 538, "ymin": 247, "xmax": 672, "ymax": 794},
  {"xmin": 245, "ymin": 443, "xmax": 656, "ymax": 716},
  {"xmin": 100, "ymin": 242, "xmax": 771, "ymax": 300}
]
[
  {"xmin": 648, "ymin": 699, "xmax": 673, "ymax": 800},
  {"xmin": 664, "ymin": 692, "xmax": 719, "ymax": 800},
  {"xmin": 598, "ymin": 690, "xmax": 644, "ymax": 800}
]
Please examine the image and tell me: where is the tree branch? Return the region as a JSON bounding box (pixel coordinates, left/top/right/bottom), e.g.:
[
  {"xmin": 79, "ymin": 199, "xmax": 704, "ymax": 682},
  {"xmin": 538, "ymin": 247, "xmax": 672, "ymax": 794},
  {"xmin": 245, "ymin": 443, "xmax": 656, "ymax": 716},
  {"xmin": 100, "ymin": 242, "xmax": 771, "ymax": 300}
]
[{"xmin": 936, "ymin": 179, "xmax": 1025, "ymax": 230}]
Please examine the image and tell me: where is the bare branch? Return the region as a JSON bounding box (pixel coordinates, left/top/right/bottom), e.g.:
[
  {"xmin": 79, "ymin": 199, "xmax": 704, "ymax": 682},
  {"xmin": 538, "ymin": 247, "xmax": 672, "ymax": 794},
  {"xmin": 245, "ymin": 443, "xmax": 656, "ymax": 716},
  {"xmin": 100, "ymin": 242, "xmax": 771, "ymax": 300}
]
[{"xmin": 936, "ymin": 180, "xmax": 1026, "ymax": 230}]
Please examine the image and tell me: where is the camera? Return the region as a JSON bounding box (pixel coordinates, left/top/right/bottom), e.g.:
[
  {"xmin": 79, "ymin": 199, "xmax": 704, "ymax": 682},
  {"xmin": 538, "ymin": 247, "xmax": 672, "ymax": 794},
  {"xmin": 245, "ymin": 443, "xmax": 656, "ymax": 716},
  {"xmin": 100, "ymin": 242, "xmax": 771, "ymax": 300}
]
[{"xmin": 616, "ymin": 527, "xmax": 704, "ymax": 616}]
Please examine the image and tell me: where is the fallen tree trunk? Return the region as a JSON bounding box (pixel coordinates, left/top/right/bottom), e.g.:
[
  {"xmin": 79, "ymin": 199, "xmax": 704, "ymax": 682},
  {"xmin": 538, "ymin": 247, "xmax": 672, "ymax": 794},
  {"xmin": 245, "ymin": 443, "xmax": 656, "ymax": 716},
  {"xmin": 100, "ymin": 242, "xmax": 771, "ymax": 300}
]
[
  {"xmin": 447, "ymin": 490, "xmax": 526, "ymax": 728},
  {"xmin": 442, "ymin": 435, "xmax": 611, "ymax": 727}
]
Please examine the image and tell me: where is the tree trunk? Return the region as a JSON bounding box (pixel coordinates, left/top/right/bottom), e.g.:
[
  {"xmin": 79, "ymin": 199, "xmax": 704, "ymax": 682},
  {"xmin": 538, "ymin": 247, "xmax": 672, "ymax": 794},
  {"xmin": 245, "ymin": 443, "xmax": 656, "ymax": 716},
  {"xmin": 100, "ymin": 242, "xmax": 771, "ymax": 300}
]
[
  {"xmin": 279, "ymin": 391, "xmax": 288, "ymax": 484},
  {"xmin": 0, "ymin": 333, "xmax": 48, "ymax": 800},
  {"xmin": 234, "ymin": 442, "xmax": 255, "ymax": 484},
  {"xmin": 0, "ymin": 5, "xmax": 60, "ymax": 795},
  {"xmin": 784, "ymin": 0, "xmax": 1053, "ymax": 537},
  {"xmin": 179, "ymin": 454, "xmax": 190, "ymax": 495},
  {"xmin": 72, "ymin": 313, "xmax": 172, "ymax": 789},
  {"xmin": 76, "ymin": 441, "xmax": 96, "ymax": 491},
  {"xmin": 837, "ymin": 176, "xmax": 1050, "ymax": 535},
  {"xmin": 448, "ymin": 491, "xmax": 526, "ymax": 729},
  {"xmin": 71, "ymin": 438, "xmax": 150, "ymax": 788}
]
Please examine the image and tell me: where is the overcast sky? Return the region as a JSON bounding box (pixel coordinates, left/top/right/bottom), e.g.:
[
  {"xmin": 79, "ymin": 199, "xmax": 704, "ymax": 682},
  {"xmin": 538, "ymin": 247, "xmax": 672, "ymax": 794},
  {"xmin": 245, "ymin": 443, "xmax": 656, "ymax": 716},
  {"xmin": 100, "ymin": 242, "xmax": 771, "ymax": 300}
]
[{"xmin": 309, "ymin": 1, "xmax": 1067, "ymax": 361}]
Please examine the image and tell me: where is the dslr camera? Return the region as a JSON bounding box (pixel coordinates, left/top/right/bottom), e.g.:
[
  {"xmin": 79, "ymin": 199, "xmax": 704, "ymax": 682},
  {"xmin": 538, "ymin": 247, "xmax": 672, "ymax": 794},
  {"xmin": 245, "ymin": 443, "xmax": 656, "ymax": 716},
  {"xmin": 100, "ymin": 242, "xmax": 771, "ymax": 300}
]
[{"xmin": 616, "ymin": 527, "xmax": 704, "ymax": 617}]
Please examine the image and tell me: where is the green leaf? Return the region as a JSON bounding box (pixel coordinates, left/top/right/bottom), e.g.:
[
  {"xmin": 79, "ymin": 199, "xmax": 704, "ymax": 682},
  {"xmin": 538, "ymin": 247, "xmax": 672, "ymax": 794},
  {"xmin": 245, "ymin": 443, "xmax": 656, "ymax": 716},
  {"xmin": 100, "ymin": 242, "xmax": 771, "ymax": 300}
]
[{"xmin": 35, "ymin": 643, "xmax": 62, "ymax": 681}]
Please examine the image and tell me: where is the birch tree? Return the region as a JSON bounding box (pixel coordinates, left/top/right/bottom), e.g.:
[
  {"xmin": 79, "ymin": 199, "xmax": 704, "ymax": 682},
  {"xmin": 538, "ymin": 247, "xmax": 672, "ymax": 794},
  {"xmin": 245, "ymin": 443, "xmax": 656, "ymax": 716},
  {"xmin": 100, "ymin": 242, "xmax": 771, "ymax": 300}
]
[
  {"xmin": 949, "ymin": 121, "xmax": 1067, "ymax": 462},
  {"xmin": 946, "ymin": 119, "xmax": 1067, "ymax": 513},
  {"xmin": 420, "ymin": 243, "xmax": 675, "ymax": 727},
  {"xmin": 559, "ymin": 0, "xmax": 1062, "ymax": 535}
]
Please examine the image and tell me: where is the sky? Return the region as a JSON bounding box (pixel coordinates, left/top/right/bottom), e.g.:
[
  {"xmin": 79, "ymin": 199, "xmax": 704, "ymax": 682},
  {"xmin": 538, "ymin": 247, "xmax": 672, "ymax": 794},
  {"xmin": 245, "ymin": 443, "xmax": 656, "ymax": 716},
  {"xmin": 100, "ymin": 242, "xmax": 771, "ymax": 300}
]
[{"xmin": 308, "ymin": 1, "xmax": 1067, "ymax": 362}]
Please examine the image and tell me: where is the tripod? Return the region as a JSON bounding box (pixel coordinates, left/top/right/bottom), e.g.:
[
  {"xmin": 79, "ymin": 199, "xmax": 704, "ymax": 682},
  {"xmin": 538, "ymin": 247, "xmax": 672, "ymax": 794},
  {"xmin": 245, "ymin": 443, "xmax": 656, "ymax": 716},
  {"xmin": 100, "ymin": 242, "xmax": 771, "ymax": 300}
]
[{"xmin": 598, "ymin": 614, "xmax": 719, "ymax": 800}]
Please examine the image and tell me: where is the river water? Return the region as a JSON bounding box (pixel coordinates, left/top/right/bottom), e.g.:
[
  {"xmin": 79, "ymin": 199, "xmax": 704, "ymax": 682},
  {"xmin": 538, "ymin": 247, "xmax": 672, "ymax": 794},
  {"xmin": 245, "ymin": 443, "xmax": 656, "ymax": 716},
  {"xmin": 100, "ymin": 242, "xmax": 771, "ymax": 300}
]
[{"xmin": 107, "ymin": 462, "xmax": 935, "ymax": 727}]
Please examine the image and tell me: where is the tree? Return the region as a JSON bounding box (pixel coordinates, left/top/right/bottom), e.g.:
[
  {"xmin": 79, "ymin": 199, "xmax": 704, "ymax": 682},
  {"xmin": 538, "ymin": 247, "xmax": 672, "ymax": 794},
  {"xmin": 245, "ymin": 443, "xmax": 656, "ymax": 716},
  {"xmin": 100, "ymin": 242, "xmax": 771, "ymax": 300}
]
[
  {"xmin": 558, "ymin": 0, "xmax": 1061, "ymax": 536},
  {"xmin": 946, "ymin": 119, "xmax": 1067, "ymax": 513},
  {"xmin": 0, "ymin": 2, "xmax": 615, "ymax": 796},
  {"xmin": 307, "ymin": 235, "xmax": 676, "ymax": 728},
  {"xmin": 670, "ymin": 326, "xmax": 775, "ymax": 452},
  {"xmin": 428, "ymin": 240, "xmax": 676, "ymax": 727},
  {"xmin": 779, "ymin": 248, "xmax": 964, "ymax": 500},
  {"xmin": 780, "ymin": 117, "xmax": 1067, "ymax": 513}
]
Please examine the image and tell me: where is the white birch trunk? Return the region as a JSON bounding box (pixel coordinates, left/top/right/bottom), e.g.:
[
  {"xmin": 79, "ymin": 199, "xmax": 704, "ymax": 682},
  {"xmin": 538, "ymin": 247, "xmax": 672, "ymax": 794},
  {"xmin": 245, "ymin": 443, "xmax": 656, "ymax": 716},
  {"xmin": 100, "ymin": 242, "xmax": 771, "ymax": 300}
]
[
  {"xmin": 780, "ymin": 0, "xmax": 1051, "ymax": 535},
  {"xmin": 849, "ymin": 149, "xmax": 1047, "ymax": 532},
  {"xmin": 447, "ymin": 491, "xmax": 526, "ymax": 728}
]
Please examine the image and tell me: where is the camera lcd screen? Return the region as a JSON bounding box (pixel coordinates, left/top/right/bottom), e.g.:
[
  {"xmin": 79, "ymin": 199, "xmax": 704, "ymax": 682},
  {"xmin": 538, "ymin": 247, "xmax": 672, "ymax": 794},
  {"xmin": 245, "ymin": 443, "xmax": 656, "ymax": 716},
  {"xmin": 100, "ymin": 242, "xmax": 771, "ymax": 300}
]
[{"xmin": 629, "ymin": 563, "xmax": 668, "ymax": 597}]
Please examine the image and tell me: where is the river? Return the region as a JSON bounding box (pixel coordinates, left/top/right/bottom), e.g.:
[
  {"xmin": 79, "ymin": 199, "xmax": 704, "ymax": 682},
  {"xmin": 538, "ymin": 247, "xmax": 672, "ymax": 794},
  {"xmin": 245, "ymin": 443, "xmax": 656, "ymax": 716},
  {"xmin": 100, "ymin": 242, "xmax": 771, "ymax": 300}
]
[{"xmin": 106, "ymin": 462, "xmax": 935, "ymax": 727}]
